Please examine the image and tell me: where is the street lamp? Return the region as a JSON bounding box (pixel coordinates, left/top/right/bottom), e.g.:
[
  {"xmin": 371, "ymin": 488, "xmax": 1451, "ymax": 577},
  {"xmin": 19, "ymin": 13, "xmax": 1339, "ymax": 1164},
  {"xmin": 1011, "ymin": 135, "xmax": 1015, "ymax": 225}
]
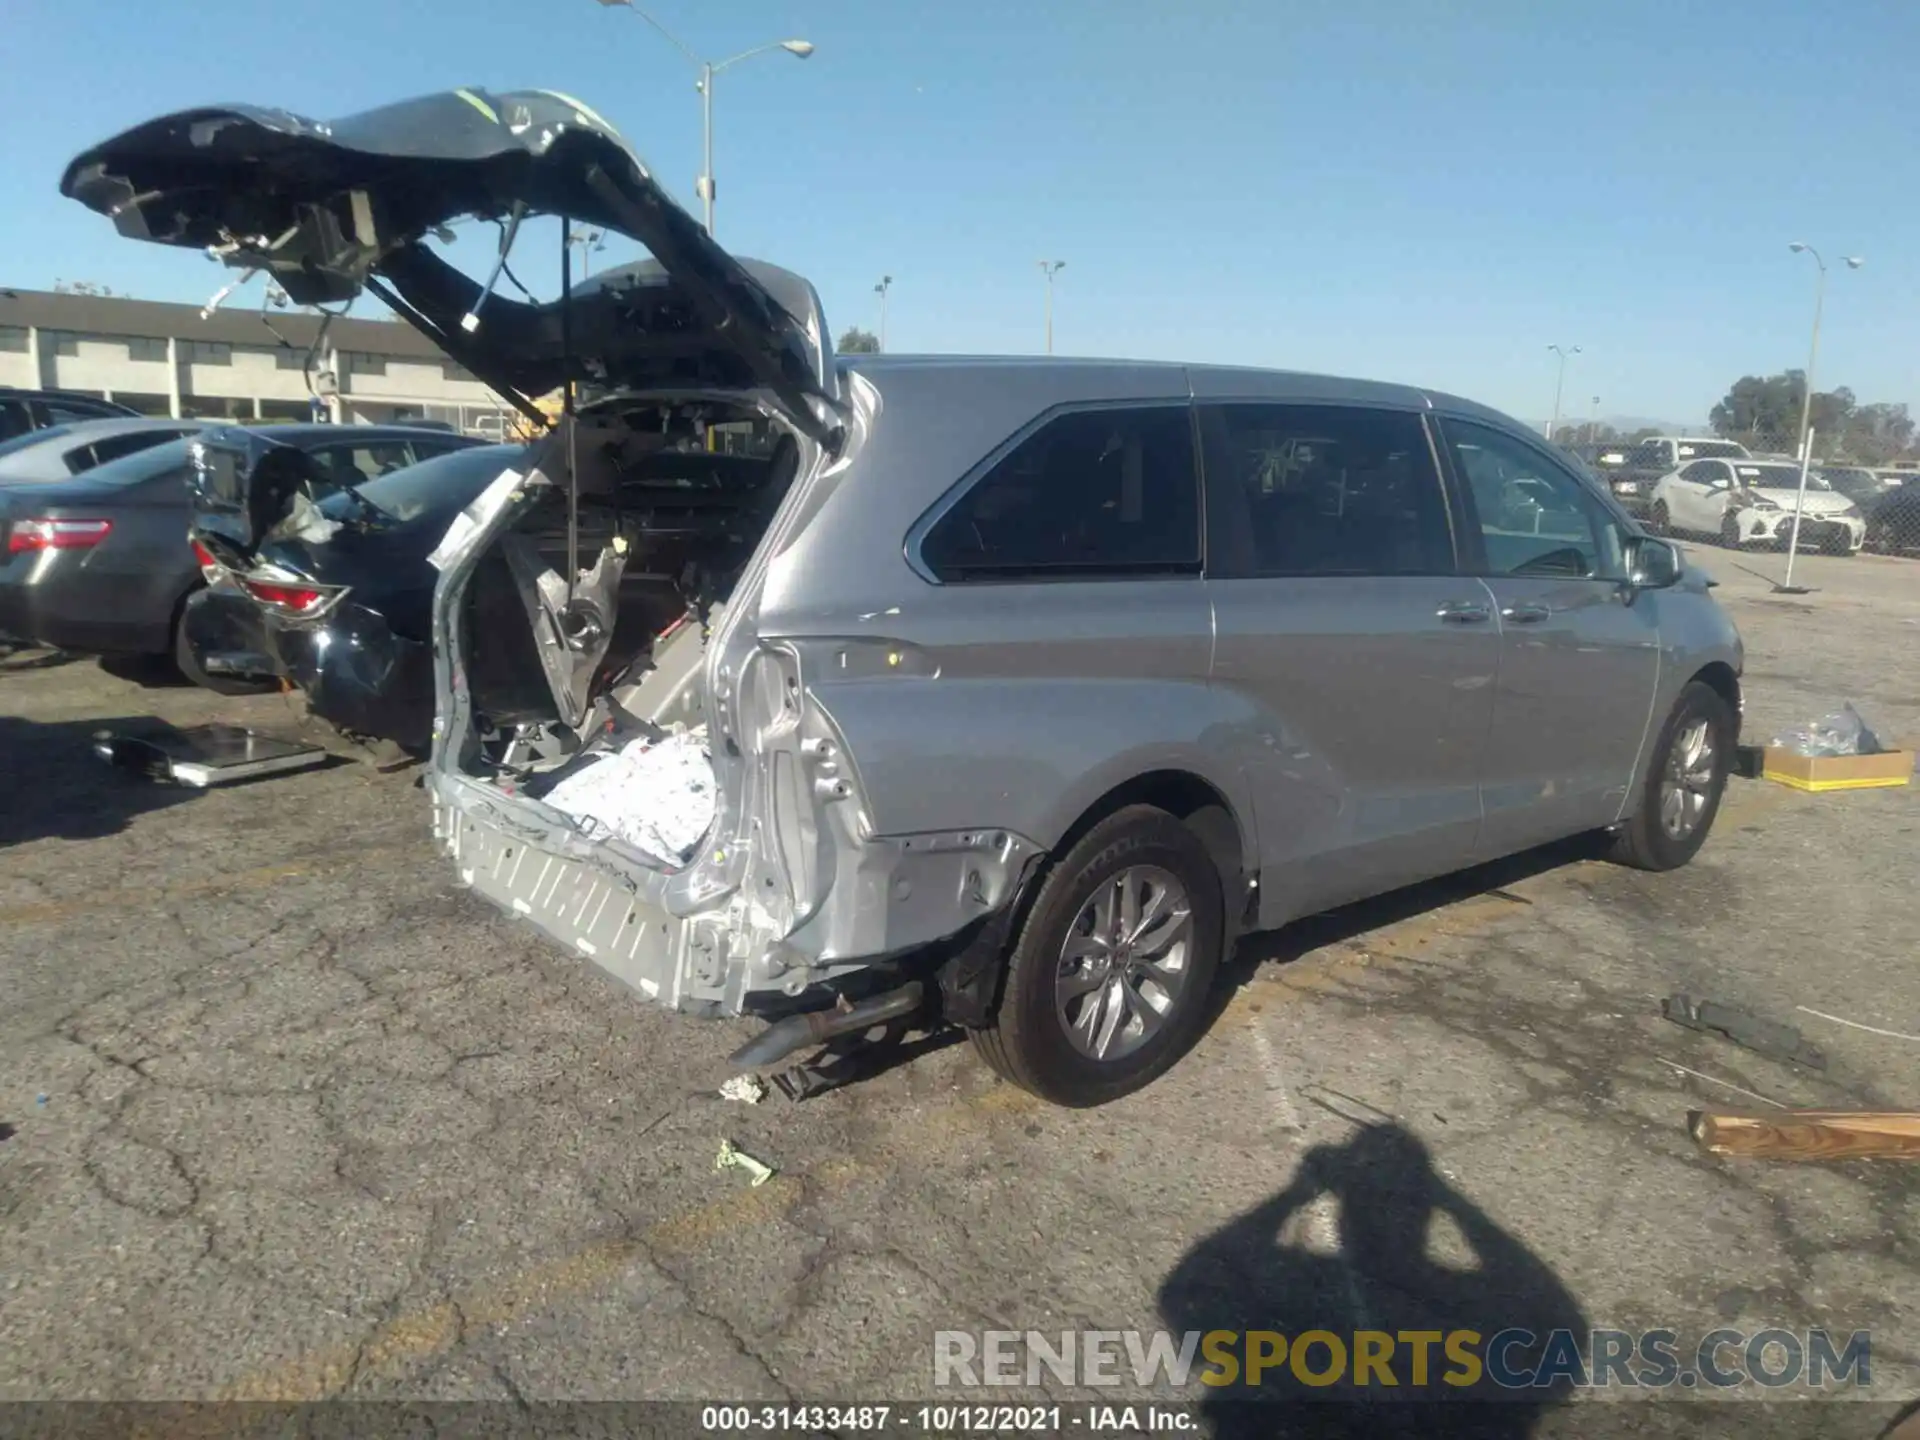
[
  {"xmin": 594, "ymin": 0, "xmax": 814, "ymax": 237},
  {"xmin": 566, "ymin": 226, "xmax": 606, "ymax": 280},
  {"xmin": 1787, "ymin": 243, "xmax": 1864, "ymax": 463},
  {"xmin": 1545, "ymin": 344, "xmax": 1581, "ymax": 442},
  {"xmin": 1038, "ymin": 260, "xmax": 1066, "ymax": 355},
  {"xmin": 874, "ymin": 275, "xmax": 892, "ymax": 352}
]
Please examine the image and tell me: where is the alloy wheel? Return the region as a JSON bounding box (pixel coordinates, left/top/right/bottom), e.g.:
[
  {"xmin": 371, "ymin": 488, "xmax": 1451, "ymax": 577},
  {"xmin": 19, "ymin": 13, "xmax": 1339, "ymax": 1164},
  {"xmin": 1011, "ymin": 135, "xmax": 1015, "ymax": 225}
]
[
  {"xmin": 1659, "ymin": 718, "xmax": 1717, "ymax": 840},
  {"xmin": 1054, "ymin": 865, "xmax": 1193, "ymax": 1062}
]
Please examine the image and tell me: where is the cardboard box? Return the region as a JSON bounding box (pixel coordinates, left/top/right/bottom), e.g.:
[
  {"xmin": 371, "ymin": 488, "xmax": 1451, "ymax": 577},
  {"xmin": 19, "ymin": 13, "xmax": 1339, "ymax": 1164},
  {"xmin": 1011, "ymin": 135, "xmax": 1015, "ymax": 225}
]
[{"xmin": 1762, "ymin": 745, "xmax": 1914, "ymax": 793}]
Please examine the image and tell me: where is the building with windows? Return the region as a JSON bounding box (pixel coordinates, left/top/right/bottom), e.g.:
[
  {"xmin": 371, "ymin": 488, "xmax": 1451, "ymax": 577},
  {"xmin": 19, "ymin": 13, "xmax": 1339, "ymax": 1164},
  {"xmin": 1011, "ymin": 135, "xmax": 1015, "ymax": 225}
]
[{"xmin": 0, "ymin": 286, "xmax": 515, "ymax": 435}]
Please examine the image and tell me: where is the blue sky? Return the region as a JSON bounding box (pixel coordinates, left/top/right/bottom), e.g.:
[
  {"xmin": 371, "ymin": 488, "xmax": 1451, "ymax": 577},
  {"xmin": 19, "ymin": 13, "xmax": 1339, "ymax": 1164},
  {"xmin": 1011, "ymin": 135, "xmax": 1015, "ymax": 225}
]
[{"xmin": 6, "ymin": 0, "xmax": 1917, "ymax": 425}]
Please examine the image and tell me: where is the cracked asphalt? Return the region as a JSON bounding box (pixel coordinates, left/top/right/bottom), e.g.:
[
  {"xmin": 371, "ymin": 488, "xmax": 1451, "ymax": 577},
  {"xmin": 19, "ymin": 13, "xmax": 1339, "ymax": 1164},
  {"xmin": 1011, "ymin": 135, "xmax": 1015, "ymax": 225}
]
[{"xmin": 2, "ymin": 545, "xmax": 1918, "ymax": 1433}]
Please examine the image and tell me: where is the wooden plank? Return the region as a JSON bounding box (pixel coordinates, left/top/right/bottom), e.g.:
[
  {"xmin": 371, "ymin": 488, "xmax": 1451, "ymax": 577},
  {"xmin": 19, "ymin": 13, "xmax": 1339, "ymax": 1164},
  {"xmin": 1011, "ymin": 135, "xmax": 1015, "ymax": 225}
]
[{"xmin": 1689, "ymin": 1110, "xmax": 1920, "ymax": 1161}]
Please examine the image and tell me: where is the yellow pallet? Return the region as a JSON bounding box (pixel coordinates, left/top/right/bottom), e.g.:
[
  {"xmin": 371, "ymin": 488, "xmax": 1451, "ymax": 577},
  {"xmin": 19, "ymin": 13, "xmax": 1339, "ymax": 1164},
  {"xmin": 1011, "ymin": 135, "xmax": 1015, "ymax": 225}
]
[{"xmin": 1764, "ymin": 770, "xmax": 1911, "ymax": 793}]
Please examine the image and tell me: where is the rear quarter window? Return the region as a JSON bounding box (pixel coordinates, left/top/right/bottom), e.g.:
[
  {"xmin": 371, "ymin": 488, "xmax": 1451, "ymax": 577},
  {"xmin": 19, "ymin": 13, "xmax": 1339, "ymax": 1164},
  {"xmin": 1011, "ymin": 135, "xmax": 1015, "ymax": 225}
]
[{"xmin": 918, "ymin": 405, "xmax": 1201, "ymax": 582}]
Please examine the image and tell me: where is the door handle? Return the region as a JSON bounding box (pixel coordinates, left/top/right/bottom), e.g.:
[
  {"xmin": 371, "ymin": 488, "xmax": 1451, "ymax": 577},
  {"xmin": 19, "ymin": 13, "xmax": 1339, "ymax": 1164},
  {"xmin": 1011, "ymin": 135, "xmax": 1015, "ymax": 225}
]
[
  {"xmin": 1501, "ymin": 601, "xmax": 1552, "ymax": 623},
  {"xmin": 1436, "ymin": 600, "xmax": 1492, "ymax": 623}
]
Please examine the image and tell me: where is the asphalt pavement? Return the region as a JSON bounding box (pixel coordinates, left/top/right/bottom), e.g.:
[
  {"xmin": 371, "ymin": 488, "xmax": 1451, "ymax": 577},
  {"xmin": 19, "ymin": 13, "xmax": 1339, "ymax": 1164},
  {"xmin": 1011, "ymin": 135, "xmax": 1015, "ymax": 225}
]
[{"xmin": 2, "ymin": 545, "xmax": 1918, "ymax": 1434}]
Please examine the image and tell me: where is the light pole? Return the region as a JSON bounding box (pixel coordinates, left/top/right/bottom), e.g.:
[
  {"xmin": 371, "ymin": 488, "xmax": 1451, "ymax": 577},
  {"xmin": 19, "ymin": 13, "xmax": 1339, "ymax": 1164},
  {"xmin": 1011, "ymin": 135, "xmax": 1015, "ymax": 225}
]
[
  {"xmin": 594, "ymin": 0, "xmax": 814, "ymax": 237},
  {"xmin": 566, "ymin": 226, "xmax": 606, "ymax": 280},
  {"xmin": 1586, "ymin": 395, "xmax": 1600, "ymax": 444},
  {"xmin": 1038, "ymin": 260, "xmax": 1066, "ymax": 354},
  {"xmin": 1787, "ymin": 243, "xmax": 1864, "ymax": 462},
  {"xmin": 1545, "ymin": 344, "xmax": 1581, "ymax": 442},
  {"xmin": 874, "ymin": 275, "xmax": 892, "ymax": 351}
]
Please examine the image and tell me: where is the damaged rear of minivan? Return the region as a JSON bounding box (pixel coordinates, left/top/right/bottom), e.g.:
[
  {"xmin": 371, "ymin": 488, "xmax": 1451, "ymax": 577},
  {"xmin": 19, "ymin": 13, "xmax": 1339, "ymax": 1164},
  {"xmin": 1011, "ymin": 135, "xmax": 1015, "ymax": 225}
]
[{"xmin": 60, "ymin": 89, "xmax": 1037, "ymax": 1078}]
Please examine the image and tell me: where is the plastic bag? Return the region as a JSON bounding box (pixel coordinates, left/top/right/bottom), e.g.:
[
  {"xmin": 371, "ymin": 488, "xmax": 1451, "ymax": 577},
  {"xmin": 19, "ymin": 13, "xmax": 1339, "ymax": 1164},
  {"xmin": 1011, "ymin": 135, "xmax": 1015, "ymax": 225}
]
[{"xmin": 1770, "ymin": 702, "xmax": 1885, "ymax": 758}]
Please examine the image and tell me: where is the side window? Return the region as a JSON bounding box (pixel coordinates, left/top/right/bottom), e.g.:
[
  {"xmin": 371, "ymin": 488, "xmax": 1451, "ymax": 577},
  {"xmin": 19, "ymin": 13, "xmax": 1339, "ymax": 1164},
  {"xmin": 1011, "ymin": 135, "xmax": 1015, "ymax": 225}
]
[
  {"xmin": 1, "ymin": 400, "xmax": 34, "ymax": 442},
  {"xmin": 46, "ymin": 401, "xmax": 109, "ymax": 425},
  {"xmin": 87, "ymin": 430, "xmax": 181, "ymax": 466},
  {"xmin": 1442, "ymin": 420, "xmax": 1625, "ymax": 580},
  {"xmin": 310, "ymin": 442, "xmax": 417, "ymax": 492},
  {"xmin": 918, "ymin": 406, "xmax": 1200, "ymax": 581},
  {"xmin": 1678, "ymin": 460, "xmax": 1718, "ymax": 484},
  {"xmin": 1200, "ymin": 403, "xmax": 1454, "ymax": 576}
]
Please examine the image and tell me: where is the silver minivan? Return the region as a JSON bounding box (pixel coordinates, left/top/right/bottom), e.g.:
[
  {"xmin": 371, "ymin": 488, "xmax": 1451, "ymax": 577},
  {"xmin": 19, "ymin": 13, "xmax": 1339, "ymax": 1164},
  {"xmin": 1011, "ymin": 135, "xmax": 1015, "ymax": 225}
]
[{"xmin": 68, "ymin": 89, "xmax": 1744, "ymax": 1106}]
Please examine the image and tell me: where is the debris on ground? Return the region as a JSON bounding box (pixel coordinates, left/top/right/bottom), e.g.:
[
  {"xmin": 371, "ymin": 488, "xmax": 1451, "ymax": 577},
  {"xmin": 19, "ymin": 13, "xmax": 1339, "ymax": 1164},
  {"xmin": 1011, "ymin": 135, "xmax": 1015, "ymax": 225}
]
[
  {"xmin": 1689, "ymin": 1110, "xmax": 1920, "ymax": 1162},
  {"xmin": 1661, "ymin": 993, "xmax": 1826, "ymax": 1071},
  {"xmin": 1763, "ymin": 703, "xmax": 1914, "ymax": 792},
  {"xmin": 719, "ymin": 1075, "xmax": 768, "ymax": 1105},
  {"xmin": 715, "ymin": 1138, "xmax": 776, "ymax": 1187},
  {"xmin": 1770, "ymin": 702, "xmax": 1885, "ymax": 758},
  {"xmin": 542, "ymin": 727, "xmax": 714, "ymax": 867}
]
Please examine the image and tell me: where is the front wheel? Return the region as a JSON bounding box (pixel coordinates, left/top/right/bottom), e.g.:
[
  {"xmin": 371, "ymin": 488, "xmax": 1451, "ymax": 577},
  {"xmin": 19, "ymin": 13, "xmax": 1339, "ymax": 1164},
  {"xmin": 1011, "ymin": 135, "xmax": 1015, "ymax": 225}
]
[
  {"xmin": 967, "ymin": 805, "xmax": 1224, "ymax": 1107},
  {"xmin": 1610, "ymin": 680, "xmax": 1736, "ymax": 872}
]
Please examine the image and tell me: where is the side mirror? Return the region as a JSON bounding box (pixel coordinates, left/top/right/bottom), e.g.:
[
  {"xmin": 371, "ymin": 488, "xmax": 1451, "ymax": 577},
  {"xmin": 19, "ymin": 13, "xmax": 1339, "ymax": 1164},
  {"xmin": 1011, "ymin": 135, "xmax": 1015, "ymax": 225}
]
[{"xmin": 1626, "ymin": 535, "xmax": 1682, "ymax": 590}]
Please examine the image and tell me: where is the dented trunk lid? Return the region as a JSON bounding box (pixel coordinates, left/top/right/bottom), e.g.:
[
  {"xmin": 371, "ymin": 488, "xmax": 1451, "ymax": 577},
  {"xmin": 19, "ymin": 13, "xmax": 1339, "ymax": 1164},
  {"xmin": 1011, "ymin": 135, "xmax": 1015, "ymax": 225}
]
[{"xmin": 59, "ymin": 88, "xmax": 840, "ymax": 443}]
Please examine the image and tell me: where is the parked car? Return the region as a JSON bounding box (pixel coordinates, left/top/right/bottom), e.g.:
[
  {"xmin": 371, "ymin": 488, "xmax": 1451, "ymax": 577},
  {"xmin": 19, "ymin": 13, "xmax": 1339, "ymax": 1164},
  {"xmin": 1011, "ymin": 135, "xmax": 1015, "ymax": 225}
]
[
  {"xmin": 0, "ymin": 423, "xmax": 478, "ymax": 683},
  {"xmin": 185, "ymin": 438, "xmax": 517, "ymax": 746},
  {"xmin": 0, "ymin": 416, "xmax": 205, "ymax": 484},
  {"xmin": 1577, "ymin": 436, "xmax": 1753, "ymax": 517},
  {"xmin": 1566, "ymin": 440, "xmax": 1651, "ymax": 516},
  {"xmin": 1649, "ymin": 457, "xmax": 1864, "ymax": 554},
  {"xmin": 1816, "ymin": 464, "xmax": 1893, "ymax": 509},
  {"xmin": 0, "ymin": 387, "xmax": 138, "ymax": 442},
  {"xmin": 1865, "ymin": 483, "xmax": 1920, "ymax": 555},
  {"xmin": 0, "ymin": 437, "xmax": 207, "ymax": 659},
  {"xmin": 65, "ymin": 88, "xmax": 1750, "ymax": 1106}
]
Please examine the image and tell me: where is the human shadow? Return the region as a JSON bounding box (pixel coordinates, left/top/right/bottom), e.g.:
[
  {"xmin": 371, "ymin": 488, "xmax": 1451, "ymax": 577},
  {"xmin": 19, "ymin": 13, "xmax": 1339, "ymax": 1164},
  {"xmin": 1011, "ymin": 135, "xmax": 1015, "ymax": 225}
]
[{"xmin": 1158, "ymin": 1124, "xmax": 1586, "ymax": 1438}]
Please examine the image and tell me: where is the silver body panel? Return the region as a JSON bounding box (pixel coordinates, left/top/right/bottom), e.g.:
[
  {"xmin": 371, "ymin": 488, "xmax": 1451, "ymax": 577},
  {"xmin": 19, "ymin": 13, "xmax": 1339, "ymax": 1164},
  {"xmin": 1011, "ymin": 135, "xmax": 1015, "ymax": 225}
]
[{"xmin": 425, "ymin": 358, "xmax": 1744, "ymax": 1012}]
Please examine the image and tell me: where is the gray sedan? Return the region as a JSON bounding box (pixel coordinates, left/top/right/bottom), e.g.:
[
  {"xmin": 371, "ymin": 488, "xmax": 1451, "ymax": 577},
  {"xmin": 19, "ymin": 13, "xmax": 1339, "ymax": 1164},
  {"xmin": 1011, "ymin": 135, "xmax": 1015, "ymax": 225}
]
[
  {"xmin": 0, "ymin": 416, "xmax": 205, "ymax": 484},
  {"xmin": 0, "ymin": 438, "xmax": 210, "ymax": 663}
]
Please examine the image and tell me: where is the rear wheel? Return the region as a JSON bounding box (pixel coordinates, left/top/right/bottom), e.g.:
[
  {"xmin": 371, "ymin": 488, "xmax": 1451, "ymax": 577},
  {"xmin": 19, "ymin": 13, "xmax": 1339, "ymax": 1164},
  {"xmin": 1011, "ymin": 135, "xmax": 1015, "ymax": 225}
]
[
  {"xmin": 1609, "ymin": 680, "xmax": 1735, "ymax": 872},
  {"xmin": 967, "ymin": 805, "xmax": 1224, "ymax": 1107},
  {"xmin": 173, "ymin": 593, "xmax": 276, "ymax": 697}
]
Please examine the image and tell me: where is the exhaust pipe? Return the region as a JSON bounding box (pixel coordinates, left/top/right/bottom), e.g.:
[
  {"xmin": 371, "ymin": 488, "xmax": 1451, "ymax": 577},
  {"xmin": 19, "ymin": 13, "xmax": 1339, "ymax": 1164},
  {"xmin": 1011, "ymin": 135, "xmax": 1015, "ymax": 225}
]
[{"xmin": 729, "ymin": 981, "xmax": 925, "ymax": 1070}]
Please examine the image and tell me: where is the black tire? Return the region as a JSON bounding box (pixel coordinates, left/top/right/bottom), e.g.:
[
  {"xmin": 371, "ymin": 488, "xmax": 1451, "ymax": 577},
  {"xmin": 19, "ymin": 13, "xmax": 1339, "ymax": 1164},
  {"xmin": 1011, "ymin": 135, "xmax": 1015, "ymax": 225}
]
[
  {"xmin": 173, "ymin": 596, "xmax": 277, "ymax": 697},
  {"xmin": 1609, "ymin": 680, "xmax": 1736, "ymax": 872},
  {"xmin": 967, "ymin": 805, "xmax": 1224, "ymax": 1107},
  {"xmin": 1648, "ymin": 501, "xmax": 1670, "ymax": 537},
  {"xmin": 1719, "ymin": 513, "xmax": 1743, "ymax": 550}
]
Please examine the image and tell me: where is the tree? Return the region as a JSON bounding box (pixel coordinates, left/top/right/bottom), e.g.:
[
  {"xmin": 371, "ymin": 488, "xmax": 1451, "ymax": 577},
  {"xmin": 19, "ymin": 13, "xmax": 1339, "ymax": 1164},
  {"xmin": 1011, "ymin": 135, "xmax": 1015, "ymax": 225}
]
[
  {"xmin": 1842, "ymin": 402, "xmax": 1916, "ymax": 465},
  {"xmin": 1709, "ymin": 370, "xmax": 1854, "ymax": 451},
  {"xmin": 1554, "ymin": 422, "xmax": 1618, "ymax": 446},
  {"xmin": 837, "ymin": 327, "xmax": 880, "ymax": 354}
]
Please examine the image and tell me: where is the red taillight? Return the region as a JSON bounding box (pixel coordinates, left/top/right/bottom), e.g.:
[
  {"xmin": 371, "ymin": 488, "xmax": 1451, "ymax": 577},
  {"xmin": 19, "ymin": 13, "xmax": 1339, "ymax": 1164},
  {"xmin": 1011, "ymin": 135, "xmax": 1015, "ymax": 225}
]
[
  {"xmin": 189, "ymin": 536, "xmax": 224, "ymax": 582},
  {"xmin": 238, "ymin": 576, "xmax": 339, "ymax": 616},
  {"xmin": 8, "ymin": 518, "xmax": 113, "ymax": 554}
]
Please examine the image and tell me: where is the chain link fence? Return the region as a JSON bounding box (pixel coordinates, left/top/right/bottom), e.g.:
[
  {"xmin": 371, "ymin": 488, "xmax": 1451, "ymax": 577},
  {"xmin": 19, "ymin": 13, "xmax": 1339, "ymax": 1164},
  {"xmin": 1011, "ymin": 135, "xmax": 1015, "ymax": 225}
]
[{"xmin": 1564, "ymin": 432, "xmax": 1920, "ymax": 563}]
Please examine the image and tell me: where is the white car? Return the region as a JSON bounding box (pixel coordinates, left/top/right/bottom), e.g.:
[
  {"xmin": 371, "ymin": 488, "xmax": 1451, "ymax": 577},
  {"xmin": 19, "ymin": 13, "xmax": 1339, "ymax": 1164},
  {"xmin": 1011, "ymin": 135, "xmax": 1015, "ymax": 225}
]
[{"xmin": 1650, "ymin": 458, "xmax": 1864, "ymax": 554}]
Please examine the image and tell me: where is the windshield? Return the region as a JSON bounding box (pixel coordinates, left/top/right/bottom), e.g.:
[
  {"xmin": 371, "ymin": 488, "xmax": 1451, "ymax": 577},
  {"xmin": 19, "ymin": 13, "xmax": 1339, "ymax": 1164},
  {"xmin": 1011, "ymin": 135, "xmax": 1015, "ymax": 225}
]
[
  {"xmin": 1676, "ymin": 440, "xmax": 1749, "ymax": 460},
  {"xmin": 1735, "ymin": 463, "xmax": 1831, "ymax": 491},
  {"xmin": 76, "ymin": 437, "xmax": 195, "ymax": 487},
  {"xmin": 317, "ymin": 443, "xmax": 521, "ymax": 524},
  {"xmin": 0, "ymin": 424, "xmax": 71, "ymax": 460}
]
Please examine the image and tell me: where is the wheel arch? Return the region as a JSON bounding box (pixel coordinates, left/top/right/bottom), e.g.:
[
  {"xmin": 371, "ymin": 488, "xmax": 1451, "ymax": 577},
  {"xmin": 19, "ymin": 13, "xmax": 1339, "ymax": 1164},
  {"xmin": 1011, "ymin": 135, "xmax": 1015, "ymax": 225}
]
[
  {"xmin": 1689, "ymin": 660, "xmax": 1742, "ymax": 736},
  {"xmin": 1048, "ymin": 768, "xmax": 1250, "ymax": 916}
]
